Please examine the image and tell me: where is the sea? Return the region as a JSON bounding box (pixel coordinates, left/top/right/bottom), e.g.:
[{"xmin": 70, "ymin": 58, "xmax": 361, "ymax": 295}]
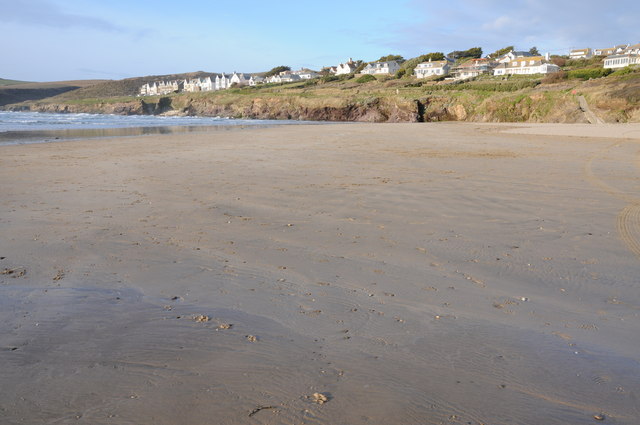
[{"xmin": 0, "ymin": 111, "xmax": 314, "ymax": 146}]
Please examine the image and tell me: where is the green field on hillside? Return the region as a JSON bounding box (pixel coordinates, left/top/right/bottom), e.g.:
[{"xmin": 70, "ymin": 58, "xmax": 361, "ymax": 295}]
[{"xmin": 0, "ymin": 78, "xmax": 28, "ymax": 87}]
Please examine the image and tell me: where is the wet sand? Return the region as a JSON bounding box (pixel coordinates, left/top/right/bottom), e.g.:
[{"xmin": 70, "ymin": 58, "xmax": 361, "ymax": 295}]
[{"xmin": 1, "ymin": 122, "xmax": 639, "ymax": 425}]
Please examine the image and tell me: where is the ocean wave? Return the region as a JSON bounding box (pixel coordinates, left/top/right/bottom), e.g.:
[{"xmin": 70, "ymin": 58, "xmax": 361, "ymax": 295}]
[{"xmin": 0, "ymin": 111, "xmax": 286, "ymax": 132}]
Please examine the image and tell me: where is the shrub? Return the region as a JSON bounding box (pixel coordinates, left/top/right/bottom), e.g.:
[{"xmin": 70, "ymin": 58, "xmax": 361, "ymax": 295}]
[
  {"xmin": 448, "ymin": 47, "xmax": 482, "ymax": 60},
  {"xmin": 396, "ymin": 69, "xmax": 406, "ymax": 79},
  {"xmin": 565, "ymin": 57, "xmax": 605, "ymax": 69},
  {"xmin": 542, "ymin": 71, "xmax": 568, "ymax": 83},
  {"xmin": 354, "ymin": 62, "xmax": 367, "ymax": 74},
  {"xmin": 377, "ymin": 54, "xmax": 405, "ymax": 63},
  {"xmin": 356, "ymin": 74, "xmax": 376, "ymax": 83},
  {"xmin": 424, "ymin": 80, "xmax": 540, "ymax": 92},
  {"xmin": 321, "ymin": 75, "xmax": 340, "ymax": 83},
  {"xmin": 612, "ymin": 66, "xmax": 639, "ymax": 76},
  {"xmin": 567, "ymin": 68, "xmax": 612, "ymax": 80},
  {"xmin": 263, "ymin": 66, "xmax": 290, "ymax": 78},
  {"xmin": 488, "ymin": 46, "xmax": 514, "ymax": 59},
  {"xmin": 302, "ymin": 79, "xmax": 318, "ymax": 87}
]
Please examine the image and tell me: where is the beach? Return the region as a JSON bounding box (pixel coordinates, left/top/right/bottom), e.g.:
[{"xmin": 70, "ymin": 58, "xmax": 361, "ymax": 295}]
[{"xmin": 1, "ymin": 122, "xmax": 639, "ymax": 425}]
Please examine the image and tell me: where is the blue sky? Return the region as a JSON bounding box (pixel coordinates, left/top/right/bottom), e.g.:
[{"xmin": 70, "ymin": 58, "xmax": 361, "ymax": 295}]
[{"xmin": 1, "ymin": 0, "xmax": 638, "ymax": 81}]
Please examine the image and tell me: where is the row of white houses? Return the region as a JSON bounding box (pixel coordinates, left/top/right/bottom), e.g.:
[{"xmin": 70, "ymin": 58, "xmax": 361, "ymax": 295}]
[
  {"xmin": 413, "ymin": 51, "xmax": 560, "ymax": 80},
  {"xmin": 141, "ymin": 42, "xmax": 640, "ymax": 95},
  {"xmin": 263, "ymin": 68, "xmax": 321, "ymax": 83},
  {"xmin": 140, "ymin": 68, "xmax": 321, "ymax": 96},
  {"xmin": 569, "ymin": 43, "xmax": 640, "ymax": 69},
  {"xmin": 569, "ymin": 43, "xmax": 640, "ymax": 59},
  {"xmin": 140, "ymin": 72, "xmax": 265, "ymax": 96}
]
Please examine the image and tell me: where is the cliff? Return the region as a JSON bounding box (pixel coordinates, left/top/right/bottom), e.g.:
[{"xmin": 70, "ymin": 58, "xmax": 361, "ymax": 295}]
[{"xmin": 3, "ymin": 71, "xmax": 639, "ymax": 123}]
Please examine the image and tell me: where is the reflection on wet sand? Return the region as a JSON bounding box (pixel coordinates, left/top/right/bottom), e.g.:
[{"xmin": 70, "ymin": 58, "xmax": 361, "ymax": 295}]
[{"xmin": 0, "ymin": 125, "xmax": 260, "ymax": 145}]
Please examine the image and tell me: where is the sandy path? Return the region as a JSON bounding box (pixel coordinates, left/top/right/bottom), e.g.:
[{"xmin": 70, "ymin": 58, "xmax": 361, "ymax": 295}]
[{"xmin": 1, "ymin": 123, "xmax": 639, "ymax": 425}]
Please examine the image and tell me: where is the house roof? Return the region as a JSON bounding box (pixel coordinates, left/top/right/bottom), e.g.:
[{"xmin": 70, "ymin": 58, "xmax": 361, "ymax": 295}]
[
  {"xmin": 365, "ymin": 61, "xmax": 400, "ymax": 67},
  {"xmin": 457, "ymin": 58, "xmax": 494, "ymax": 68},
  {"xmin": 498, "ymin": 51, "xmax": 532, "ymax": 59},
  {"xmin": 606, "ymin": 53, "xmax": 640, "ymax": 59},
  {"xmin": 417, "ymin": 60, "xmax": 448, "ymax": 67}
]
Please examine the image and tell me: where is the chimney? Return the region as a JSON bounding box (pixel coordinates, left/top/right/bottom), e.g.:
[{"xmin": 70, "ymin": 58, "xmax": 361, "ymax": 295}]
[{"xmin": 545, "ymin": 52, "xmax": 550, "ymax": 61}]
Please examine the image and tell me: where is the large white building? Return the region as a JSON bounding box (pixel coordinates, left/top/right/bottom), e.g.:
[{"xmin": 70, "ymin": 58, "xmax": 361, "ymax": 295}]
[
  {"xmin": 230, "ymin": 72, "xmax": 251, "ymax": 86},
  {"xmin": 414, "ymin": 59, "xmax": 450, "ymax": 78},
  {"xmin": 493, "ymin": 56, "xmax": 560, "ymax": 76},
  {"xmin": 335, "ymin": 58, "xmax": 359, "ymax": 75},
  {"xmin": 604, "ymin": 53, "xmax": 640, "ymax": 69},
  {"xmin": 293, "ymin": 68, "xmax": 320, "ymax": 79},
  {"xmin": 139, "ymin": 80, "xmax": 182, "ymax": 96},
  {"xmin": 495, "ymin": 51, "xmax": 533, "ymax": 63},
  {"xmin": 360, "ymin": 60, "xmax": 401, "ymax": 75},
  {"xmin": 452, "ymin": 58, "xmax": 496, "ymax": 80},
  {"xmin": 570, "ymin": 48, "xmax": 593, "ymax": 59}
]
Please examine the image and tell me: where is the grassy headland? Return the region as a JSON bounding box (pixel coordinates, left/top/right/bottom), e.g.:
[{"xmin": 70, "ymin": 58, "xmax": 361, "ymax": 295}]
[{"xmin": 2, "ymin": 65, "xmax": 639, "ymax": 123}]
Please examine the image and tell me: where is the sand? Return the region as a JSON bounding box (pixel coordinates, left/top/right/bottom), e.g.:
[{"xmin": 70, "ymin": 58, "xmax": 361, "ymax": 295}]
[{"xmin": 1, "ymin": 122, "xmax": 639, "ymax": 425}]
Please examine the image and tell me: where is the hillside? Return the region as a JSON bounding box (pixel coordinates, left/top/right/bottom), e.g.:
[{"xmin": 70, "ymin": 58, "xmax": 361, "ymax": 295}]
[
  {"xmin": 53, "ymin": 71, "xmax": 219, "ymax": 100},
  {"xmin": 0, "ymin": 78, "xmax": 29, "ymax": 87},
  {"xmin": 0, "ymin": 80, "xmax": 109, "ymax": 106},
  {"xmin": 3, "ymin": 67, "xmax": 639, "ymax": 123}
]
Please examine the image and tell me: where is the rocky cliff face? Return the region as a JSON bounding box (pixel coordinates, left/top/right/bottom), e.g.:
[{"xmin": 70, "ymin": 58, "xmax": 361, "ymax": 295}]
[
  {"xmin": 5, "ymin": 77, "xmax": 638, "ymax": 123},
  {"xmin": 7, "ymin": 96, "xmax": 422, "ymax": 122},
  {"xmin": 175, "ymin": 96, "xmax": 421, "ymax": 122}
]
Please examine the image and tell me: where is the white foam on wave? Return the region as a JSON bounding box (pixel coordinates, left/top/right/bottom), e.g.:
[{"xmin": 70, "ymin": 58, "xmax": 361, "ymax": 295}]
[{"xmin": 0, "ymin": 111, "xmax": 289, "ymax": 132}]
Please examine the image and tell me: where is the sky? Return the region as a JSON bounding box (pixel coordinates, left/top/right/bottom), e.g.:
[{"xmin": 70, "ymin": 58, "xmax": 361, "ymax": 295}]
[{"xmin": 1, "ymin": 0, "xmax": 639, "ymax": 82}]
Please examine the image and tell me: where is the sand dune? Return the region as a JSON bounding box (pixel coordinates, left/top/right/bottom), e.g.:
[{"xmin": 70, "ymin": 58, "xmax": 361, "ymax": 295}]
[{"xmin": 1, "ymin": 123, "xmax": 639, "ymax": 424}]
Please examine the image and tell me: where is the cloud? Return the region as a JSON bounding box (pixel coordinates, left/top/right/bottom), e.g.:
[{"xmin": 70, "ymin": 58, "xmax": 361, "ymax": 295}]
[
  {"xmin": 0, "ymin": 0, "xmax": 122, "ymax": 32},
  {"xmin": 385, "ymin": 0, "xmax": 640, "ymax": 56},
  {"xmin": 482, "ymin": 16, "xmax": 513, "ymax": 31}
]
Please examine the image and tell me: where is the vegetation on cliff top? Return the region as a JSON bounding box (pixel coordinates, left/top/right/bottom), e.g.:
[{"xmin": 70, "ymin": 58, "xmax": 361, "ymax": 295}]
[{"xmin": 2, "ymin": 59, "xmax": 639, "ymax": 123}]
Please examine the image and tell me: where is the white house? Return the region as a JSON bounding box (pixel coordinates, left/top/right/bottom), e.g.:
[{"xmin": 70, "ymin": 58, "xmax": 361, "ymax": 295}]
[
  {"xmin": 249, "ymin": 75, "xmax": 264, "ymax": 86},
  {"xmin": 594, "ymin": 45, "xmax": 629, "ymax": 56},
  {"xmin": 230, "ymin": 72, "xmax": 251, "ymax": 86},
  {"xmin": 594, "ymin": 47, "xmax": 616, "ymax": 56},
  {"xmin": 335, "ymin": 58, "xmax": 358, "ymax": 75},
  {"xmin": 496, "ymin": 51, "xmax": 533, "ymax": 64},
  {"xmin": 139, "ymin": 83, "xmax": 152, "ymax": 96},
  {"xmin": 570, "ymin": 48, "xmax": 592, "ymax": 59},
  {"xmin": 279, "ymin": 72, "xmax": 301, "ymax": 83},
  {"xmin": 292, "ymin": 68, "xmax": 320, "ymax": 79},
  {"xmin": 625, "ymin": 43, "xmax": 640, "ymax": 54},
  {"xmin": 360, "ymin": 60, "xmax": 400, "ymax": 75},
  {"xmin": 414, "ymin": 59, "xmax": 450, "ymax": 78},
  {"xmin": 199, "ymin": 77, "xmax": 214, "ymax": 91},
  {"xmin": 603, "ymin": 53, "xmax": 640, "ymax": 69},
  {"xmin": 452, "ymin": 58, "xmax": 496, "ymax": 80},
  {"xmin": 265, "ymin": 70, "xmax": 302, "ymax": 83},
  {"xmin": 215, "ymin": 74, "xmax": 232, "ymax": 90},
  {"xmin": 493, "ymin": 56, "xmax": 560, "ymax": 76},
  {"xmin": 183, "ymin": 78, "xmax": 203, "ymax": 92}
]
